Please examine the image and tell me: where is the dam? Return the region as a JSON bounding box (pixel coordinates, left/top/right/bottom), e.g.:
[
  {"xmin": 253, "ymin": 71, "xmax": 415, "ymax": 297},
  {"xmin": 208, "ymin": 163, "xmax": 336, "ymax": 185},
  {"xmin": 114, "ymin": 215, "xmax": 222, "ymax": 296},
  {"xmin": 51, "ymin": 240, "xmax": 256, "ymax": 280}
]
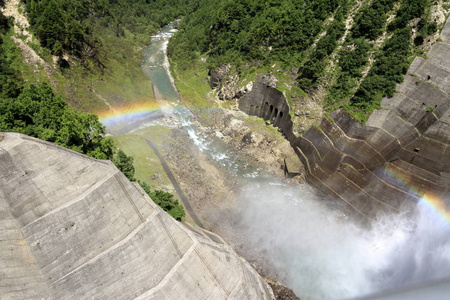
[
  {"xmin": 239, "ymin": 20, "xmax": 450, "ymax": 220},
  {"xmin": 1, "ymin": 14, "xmax": 449, "ymax": 300},
  {"xmin": 0, "ymin": 132, "xmax": 274, "ymax": 299}
]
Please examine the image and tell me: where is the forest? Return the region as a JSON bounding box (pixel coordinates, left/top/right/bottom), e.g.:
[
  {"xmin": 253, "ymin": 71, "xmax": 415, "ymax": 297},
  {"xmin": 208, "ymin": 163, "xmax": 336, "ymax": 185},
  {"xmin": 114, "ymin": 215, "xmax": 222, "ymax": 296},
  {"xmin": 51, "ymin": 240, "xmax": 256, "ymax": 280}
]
[
  {"xmin": 22, "ymin": 0, "xmax": 201, "ymax": 59},
  {"xmin": 0, "ymin": 0, "xmax": 186, "ymax": 221},
  {"xmin": 168, "ymin": 0, "xmax": 438, "ymax": 122}
]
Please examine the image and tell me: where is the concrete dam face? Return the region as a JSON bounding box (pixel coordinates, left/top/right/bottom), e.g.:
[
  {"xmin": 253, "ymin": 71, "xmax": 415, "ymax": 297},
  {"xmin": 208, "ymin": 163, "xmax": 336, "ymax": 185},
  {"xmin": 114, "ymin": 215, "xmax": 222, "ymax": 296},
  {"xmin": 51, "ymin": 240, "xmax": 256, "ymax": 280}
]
[
  {"xmin": 240, "ymin": 20, "xmax": 450, "ymax": 220},
  {"xmin": 0, "ymin": 133, "xmax": 274, "ymax": 299}
]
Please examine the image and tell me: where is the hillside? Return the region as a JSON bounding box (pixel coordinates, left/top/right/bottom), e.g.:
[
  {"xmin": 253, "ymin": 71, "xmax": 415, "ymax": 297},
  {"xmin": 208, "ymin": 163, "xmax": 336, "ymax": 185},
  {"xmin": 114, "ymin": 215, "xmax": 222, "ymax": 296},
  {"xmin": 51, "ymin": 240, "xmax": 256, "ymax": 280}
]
[
  {"xmin": 168, "ymin": 0, "xmax": 450, "ymax": 220},
  {"xmin": 1, "ymin": 0, "xmax": 202, "ymax": 112},
  {"xmin": 238, "ymin": 19, "xmax": 450, "ymax": 219},
  {"xmin": 169, "ymin": 0, "xmax": 449, "ymax": 125},
  {"xmin": 0, "ymin": 0, "xmax": 190, "ymax": 220}
]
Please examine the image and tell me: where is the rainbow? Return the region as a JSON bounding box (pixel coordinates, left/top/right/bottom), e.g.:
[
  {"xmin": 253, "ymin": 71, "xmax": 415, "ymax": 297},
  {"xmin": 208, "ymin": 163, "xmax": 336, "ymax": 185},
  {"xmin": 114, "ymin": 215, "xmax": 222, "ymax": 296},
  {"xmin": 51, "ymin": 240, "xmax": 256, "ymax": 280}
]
[
  {"xmin": 377, "ymin": 166, "xmax": 450, "ymax": 225},
  {"xmin": 419, "ymin": 193, "xmax": 450, "ymax": 226},
  {"xmin": 97, "ymin": 101, "xmax": 167, "ymax": 128}
]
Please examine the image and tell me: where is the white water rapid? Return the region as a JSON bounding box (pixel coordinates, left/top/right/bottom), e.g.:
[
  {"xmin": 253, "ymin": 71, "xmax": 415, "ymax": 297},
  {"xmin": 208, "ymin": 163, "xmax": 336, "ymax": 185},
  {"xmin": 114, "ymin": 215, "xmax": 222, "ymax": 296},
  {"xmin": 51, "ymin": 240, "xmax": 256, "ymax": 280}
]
[{"xmin": 239, "ymin": 182, "xmax": 450, "ymax": 299}]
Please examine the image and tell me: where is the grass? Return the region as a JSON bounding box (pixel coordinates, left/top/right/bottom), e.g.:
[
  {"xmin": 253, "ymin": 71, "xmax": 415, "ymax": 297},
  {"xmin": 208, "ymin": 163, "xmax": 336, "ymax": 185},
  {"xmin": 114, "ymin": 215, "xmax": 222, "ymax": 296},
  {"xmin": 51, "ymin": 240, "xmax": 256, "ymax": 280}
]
[
  {"xmin": 111, "ymin": 125, "xmax": 174, "ymax": 192},
  {"xmin": 10, "ymin": 24, "xmax": 155, "ymax": 114},
  {"xmin": 170, "ymin": 56, "xmax": 212, "ymax": 108}
]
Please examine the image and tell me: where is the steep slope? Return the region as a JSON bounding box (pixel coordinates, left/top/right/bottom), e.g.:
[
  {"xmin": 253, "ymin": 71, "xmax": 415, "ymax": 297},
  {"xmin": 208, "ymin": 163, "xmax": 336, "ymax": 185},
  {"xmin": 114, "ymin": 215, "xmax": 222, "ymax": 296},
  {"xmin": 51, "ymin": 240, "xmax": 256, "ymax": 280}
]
[
  {"xmin": 1, "ymin": 0, "xmax": 196, "ymax": 112},
  {"xmin": 0, "ymin": 132, "xmax": 273, "ymax": 299},
  {"xmin": 239, "ymin": 20, "xmax": 450, "ymax": 220}
]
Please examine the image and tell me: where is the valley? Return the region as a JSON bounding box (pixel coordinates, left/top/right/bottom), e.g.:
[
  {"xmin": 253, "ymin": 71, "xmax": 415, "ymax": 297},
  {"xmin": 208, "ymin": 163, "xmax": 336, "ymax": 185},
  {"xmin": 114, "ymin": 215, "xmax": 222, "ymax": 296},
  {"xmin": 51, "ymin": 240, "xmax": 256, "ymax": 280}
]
[{"xmin": 1, "ymin": 0, "xmax": 450, "ymax": 299}]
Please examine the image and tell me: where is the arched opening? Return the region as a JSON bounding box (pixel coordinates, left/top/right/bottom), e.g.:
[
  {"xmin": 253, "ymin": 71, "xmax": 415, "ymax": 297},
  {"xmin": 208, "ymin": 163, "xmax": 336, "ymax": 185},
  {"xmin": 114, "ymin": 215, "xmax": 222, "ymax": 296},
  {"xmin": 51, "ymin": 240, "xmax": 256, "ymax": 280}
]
[
  {"xmin": 273, "ymin": 108, "xmax": 279, "ymax": 124},
  {"xmin": 269, "ymin": 105, "xmax": 275, "ymax": 123},
  {"xmin": 264, "ymin": 102, "xmax": 270, "ymax": 120},
  {"xmin": 280, "ymin": 111, "xmax": 284, "ymax": 119}
]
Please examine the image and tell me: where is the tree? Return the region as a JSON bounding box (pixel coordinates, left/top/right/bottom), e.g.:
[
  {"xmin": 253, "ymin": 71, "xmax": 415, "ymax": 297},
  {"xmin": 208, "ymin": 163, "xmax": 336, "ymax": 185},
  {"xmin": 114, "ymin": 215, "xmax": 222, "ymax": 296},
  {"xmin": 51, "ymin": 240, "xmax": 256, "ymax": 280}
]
[
  {"xmin": 113, "ymin": 149, "xmax": 135, "ymax": 181},
  {"xmin": 0, "ymin": 83, "xmax": 114, "ymax": 159},
  {"xmin": 149, "ymin": 190, "xmax": 185, "ymax": 221},
  {"xmin": 35, "ymin": 0, "xmax": 66, "ymax": 53},
  {"xmin": 0, "ymin": 10, "xmax": 8, "ymax": 31},
  {"xmin": 138, "ymin": 180, "xmax": 186, "ymax": 221}
]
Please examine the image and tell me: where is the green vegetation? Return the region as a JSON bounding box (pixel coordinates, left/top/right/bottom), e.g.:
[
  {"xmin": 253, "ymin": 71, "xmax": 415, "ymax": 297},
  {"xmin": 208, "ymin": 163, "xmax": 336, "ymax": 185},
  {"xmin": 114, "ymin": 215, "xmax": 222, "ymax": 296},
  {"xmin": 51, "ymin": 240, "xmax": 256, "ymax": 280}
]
[
  {"xmin": 297, "ymin": 4, "xmax": 348, "ymax": 90},
  {"xmin": 0, "ymin": 2, "xmax": 187, "ymax": 221},
  {"xmin": 8, "ymin": 0, "xmax": 207, "ymax": 113},
  {"xmin": 1, "ymin": 15, "xmax": 114, "ymax": 159},
  {"xmin": 113, "ymin": 150, "xmax": 136, "ymax": 181},
  {"xmin": 171, "ymin": 55, "xmax": 212, "ymax": 108},
  {"xmin": 351, "ymin": 0, "xmax": 396, "ymax": 41},
  {"xmin": 169, "ymin": 0, "xmax": 350, "ymax": 71},
  {"xmin": 148, "ymin": 188, "xmax": 186, "ymax": 221},
  {"xmin": 111, "ymin": 130, "xmax": 172, "ymax": 185},
  {"xmin": 326, "ymin": 0, "xmax": 400, "ymax": 112},
  {"xmin": 326, "ymin": 0, "xmax": 436, "ymax": 122},
  {"xmin": 347, "ymin": 27, "xmax": 412, "ymax": 121},
  {"xmin": 23, "ymin": 0, "xmax": 199, "ymax": 59},
  {"xmin": 169, "ymin": 0, "xmax": 439, "ymax": 125},
  {"xmin": 343, "ymin": 0, "xmax": 436, "ymax": 122},
  {"xmin": 327, "ymin": 38, "xmax": 372, "ymax": 106},
  {"xmin": 388, "ymin": 0, "xmax": 430, "ymax": 31},
  {"xmin": 0, "ymin": 14, "xmax": 23, "ymax": 99},
  {"xmin": 0, "ymin": 83, "xmax": 114, "ymax": 158},
  {"xmin": 168, "ymin": 0, "xmax": 356, "ymax": 113}
]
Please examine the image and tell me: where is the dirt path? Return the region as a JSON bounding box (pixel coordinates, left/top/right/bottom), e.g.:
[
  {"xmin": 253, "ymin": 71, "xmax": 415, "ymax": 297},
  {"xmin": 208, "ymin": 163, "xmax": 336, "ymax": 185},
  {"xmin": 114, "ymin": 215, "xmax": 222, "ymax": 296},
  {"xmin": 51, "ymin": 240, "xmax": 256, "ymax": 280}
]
[
  {"xmin": 145, "ymin": 138, "xmax": 205, "ymax": 228},
  {"xmin": 2, "ymin": 0, "xmax": 54, "ymax": 76}
]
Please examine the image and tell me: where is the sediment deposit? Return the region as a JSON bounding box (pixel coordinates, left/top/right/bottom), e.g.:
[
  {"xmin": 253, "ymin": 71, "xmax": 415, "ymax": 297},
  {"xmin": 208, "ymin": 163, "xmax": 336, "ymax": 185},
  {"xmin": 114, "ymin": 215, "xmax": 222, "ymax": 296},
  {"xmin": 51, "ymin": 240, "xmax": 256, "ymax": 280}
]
[
  {"xmin": 239, "ymin": 20, "xmax": 450, "ymax": 220},
  {"xmin": 0, "ymin": 132, "xmax": 273, "ymax": 299}
]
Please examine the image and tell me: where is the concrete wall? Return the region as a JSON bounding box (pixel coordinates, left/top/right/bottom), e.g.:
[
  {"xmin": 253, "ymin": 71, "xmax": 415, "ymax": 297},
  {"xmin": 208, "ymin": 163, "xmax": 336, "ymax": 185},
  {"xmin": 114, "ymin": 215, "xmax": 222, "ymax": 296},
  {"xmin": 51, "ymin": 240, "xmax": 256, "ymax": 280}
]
[
  {"xmin": 0, "ymin": 133, "xmax": 274, "ymax": 300},
  {"xmin": 239, "ymin": 81, "xmax": 295, "ymax": 140},
  {"xmin": 238, "ymin": 21, "xmax": 450, "ymax": 220}
]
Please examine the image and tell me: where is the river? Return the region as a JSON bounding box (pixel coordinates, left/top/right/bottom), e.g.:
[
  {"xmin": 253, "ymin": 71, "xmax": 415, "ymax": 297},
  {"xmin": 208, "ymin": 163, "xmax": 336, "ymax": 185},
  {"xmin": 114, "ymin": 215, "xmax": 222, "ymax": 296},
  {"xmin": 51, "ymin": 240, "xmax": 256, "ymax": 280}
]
[{"xmin": 107, "ymin": 24, "xmax": 450, "ymax": 300}]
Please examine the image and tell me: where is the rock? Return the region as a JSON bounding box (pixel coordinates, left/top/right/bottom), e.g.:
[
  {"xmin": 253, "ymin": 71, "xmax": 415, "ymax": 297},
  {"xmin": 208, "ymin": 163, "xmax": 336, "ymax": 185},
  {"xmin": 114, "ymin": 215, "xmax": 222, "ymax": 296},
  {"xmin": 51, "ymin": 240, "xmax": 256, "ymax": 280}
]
[
  {"xmin": 209, "ymin": 65, "xmax": 255, "ymax": 101},
  {"xmin": 209, "ymin": 64, "xmax": 231, "ymax": 89},
  {"xmin": 215, "ymin": 131, "xmax": 224, "ymax": 138},
  {"xmin": 259, "ymin": 73, "xmax": 278, "ymax": 88}
]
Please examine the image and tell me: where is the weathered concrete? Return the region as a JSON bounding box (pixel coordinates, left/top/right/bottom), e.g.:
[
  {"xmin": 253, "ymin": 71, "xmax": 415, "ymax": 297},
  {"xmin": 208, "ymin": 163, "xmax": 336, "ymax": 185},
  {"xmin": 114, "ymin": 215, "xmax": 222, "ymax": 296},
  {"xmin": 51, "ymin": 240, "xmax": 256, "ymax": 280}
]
[
  {"xmin": 0, "ymin": 133, "xmax": 274, "ymax": 300},
  {"xmin": 239, "ymin": 20, "xmax": 450, "ymax": 220}
]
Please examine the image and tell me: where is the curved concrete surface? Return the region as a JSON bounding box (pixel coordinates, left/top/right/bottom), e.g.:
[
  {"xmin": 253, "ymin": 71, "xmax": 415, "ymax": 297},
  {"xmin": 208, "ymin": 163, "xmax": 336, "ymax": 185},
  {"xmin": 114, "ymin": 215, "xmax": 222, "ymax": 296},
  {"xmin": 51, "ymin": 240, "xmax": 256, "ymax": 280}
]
[{"xmin": 0, "ymin": 132, "xmax": 274, "ymax": 300}]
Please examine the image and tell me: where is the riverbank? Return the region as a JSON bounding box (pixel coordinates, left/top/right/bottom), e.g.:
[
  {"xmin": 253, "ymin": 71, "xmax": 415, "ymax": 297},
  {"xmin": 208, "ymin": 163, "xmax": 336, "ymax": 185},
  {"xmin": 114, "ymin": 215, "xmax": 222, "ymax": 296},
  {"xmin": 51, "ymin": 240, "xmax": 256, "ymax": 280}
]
[
  {"xmin": 170, "ymin": 59, "xmax": 305, "ymax": 181},
  {"xmin": 109, "ymin": 23, "xmax": 312, "ymax": 299}
]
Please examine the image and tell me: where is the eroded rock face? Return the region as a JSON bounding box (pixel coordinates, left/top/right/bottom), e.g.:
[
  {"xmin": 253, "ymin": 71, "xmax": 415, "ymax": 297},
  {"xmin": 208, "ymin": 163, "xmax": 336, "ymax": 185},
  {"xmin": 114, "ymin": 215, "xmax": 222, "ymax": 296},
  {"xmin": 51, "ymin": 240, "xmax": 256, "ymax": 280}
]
[
  {"xmin": 239, "ymin": 81, "xmax": 295, "ymax": 141},
  {"xmin": 239, "ymin": 20, "xmax": 450, "ymax": 220},
  {"xmin": 0, "ymin": 133, "xmax": 274, "ymax": 300}
]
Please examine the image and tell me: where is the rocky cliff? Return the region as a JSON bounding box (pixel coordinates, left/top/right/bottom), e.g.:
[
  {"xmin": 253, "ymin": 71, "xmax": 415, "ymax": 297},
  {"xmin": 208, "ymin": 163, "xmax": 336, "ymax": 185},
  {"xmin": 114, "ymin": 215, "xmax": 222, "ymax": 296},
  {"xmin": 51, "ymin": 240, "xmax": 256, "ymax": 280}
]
[
  {"xmin": 239, "ymin": 20, "xmax": 450, "ymax": 220},
  {"xmin": 0, "ymin": 132, "xmax": 274, "ymax": 299}
]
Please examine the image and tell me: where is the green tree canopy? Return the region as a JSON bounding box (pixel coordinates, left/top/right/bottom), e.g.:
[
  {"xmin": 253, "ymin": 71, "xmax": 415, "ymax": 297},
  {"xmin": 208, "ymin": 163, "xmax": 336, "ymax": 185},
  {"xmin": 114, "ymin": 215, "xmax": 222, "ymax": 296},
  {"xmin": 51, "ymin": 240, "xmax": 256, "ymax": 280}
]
[
  {"xmin": 138, "ymin": 181, "xmax": 185, "ymax": 221},
  {"xmin": 149, "ymin": 190, "xmax": 186, "ymax": 221},
  {"xmin": 0, "ymin": 83, "xmax": 114, "ymax": 159},
  {"xmin": 113, "ymin": 149, "xmax": 136, "ymax": 181}
]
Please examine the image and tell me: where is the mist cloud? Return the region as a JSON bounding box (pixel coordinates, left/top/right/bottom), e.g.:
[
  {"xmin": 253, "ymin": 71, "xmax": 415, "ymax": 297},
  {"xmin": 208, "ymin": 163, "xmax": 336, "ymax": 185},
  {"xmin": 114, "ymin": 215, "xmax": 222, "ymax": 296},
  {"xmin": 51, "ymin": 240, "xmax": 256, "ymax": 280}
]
[{"xmin": 238, "ymin": 179, "xmax": 450, "ymax": 300}]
